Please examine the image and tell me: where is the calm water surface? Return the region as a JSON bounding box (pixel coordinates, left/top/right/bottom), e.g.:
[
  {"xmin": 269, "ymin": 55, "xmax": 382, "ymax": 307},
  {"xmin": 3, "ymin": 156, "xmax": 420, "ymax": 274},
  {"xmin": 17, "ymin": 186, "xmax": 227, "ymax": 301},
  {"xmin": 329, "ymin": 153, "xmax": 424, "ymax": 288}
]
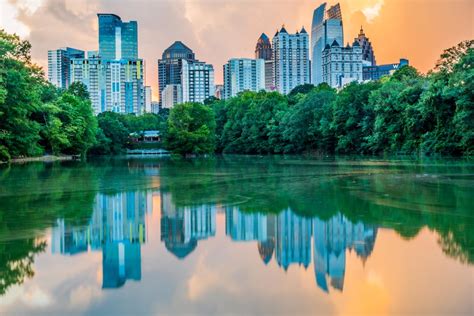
[{"xmin": 0, "ymin": 156, "xmax": 473, "ymax": 315}]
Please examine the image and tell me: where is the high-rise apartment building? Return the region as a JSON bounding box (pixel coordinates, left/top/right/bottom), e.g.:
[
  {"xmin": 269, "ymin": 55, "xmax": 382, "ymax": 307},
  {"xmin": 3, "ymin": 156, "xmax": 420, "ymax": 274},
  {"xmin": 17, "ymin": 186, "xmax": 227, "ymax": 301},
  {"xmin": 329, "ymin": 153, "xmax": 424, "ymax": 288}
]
[
  {"xmin": 311, "ymin": 3, "xmax": 344, "ymax": 85},
  {"xmin": 321, "ymin": 40, "xmax": 363, "ymax": 88},
  {"xmin": 161, "ymin": 84, "xmax": 182, "ymax": 109},
  {"xmin": 144, "ymin": 86, "xmax": 152, "ymax": 113},
  {"xmin": 223, "ymin": 58, "xmax": 265, "ymax": 99},
  {"xmin": 272, "ymin": 26, "xmax": 310, "ymax": 95},
  {"xmin": 70, "ymin": 56, "xmax": 107, "ymax": 114},
  {"xmin": 355, "ymin": 26, "xmax": 376, "ymax": 66},
  {"xmin": 158, "ymin": 41, "xmax": 195, "ymax": 105},
  {"xmin": 98, "ymin": 13, "xmax": 138, "ymax": 60},
  {"xmin": 47, "ymin": 47, "xmax": 84, "ymax": 89},
  {"xmin": 181, "ymin": 60, "xmax": 215, "ymax": 103},
  {"xmin": 255, "ymin": 33, "xmax": 275, "ymax": 91},
  {"xmin": 70, "ymin": 57, "xmax": 144, "ymax": 114}
]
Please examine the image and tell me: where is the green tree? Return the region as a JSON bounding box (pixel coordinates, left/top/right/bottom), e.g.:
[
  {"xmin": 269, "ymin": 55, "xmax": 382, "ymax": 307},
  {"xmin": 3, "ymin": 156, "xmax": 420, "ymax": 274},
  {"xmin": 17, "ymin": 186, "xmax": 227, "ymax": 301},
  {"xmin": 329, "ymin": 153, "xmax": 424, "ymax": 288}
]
[{"xmin": 165, "ymin": 102, "xmax": 216, "ymax": 156}]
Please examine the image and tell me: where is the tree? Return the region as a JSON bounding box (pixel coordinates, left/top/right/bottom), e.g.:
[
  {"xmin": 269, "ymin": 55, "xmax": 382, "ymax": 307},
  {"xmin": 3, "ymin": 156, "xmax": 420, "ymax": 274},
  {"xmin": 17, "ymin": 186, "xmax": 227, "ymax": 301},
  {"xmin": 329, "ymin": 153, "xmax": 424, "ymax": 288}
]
[{"xmin": 165, "ymin": 102, "xmax": 216, "ymax": 156}]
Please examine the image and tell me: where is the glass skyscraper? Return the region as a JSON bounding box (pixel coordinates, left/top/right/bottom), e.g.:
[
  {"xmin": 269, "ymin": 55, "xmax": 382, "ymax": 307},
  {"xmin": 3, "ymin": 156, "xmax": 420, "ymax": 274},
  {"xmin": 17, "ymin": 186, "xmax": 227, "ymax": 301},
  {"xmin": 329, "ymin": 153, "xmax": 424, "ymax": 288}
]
[
  {"xmin": 98, "ymin": 13, "xmax": 138, "ymax": 60},
  {"xmin": 311, "ymin": 3, "xmax": 344, "ymax": 85}
]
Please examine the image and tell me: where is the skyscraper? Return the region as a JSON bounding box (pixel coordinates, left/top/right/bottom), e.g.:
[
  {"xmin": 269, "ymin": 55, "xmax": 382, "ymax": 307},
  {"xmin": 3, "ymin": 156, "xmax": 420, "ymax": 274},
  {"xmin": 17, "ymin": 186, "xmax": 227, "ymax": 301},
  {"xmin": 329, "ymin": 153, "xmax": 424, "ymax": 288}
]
[
  {"xmin": 272, "ymin": 26, "xmax": 310, "ymax": 95},
  {"xmin": 255, "ymin": 33, "xmax": 273, "ymax": 60},
  {"xmin": 158, "ymin": 41, "xmax": 195, "ymax": 105},
  {"xmin": 181, "ymin": 60, "xmax": 215, "ymax": 103},
  {"xmin": 98, "ymin": 13, "xmax": 138, "ymax": 60},
  {"xmin": 311, "ymin": 3, "xmax": 344, "ymax": 85},
  {"xmin": 255, "ymin": 33, "xmax": 275, "ymax": 91},
  {"xmin": 47, "ymin": 47, "xmax": 84, "ymax": 89},
  {"xmin": 223, "ymin": 58, "xmax": 265, "ymax": 99},
  {"xmin": 355, "ymin": 26, "xmax": 376, "ymax": 66},
  {"xmin": 70, "ymin": 57, "xmax": 144, "ymax": 114}
]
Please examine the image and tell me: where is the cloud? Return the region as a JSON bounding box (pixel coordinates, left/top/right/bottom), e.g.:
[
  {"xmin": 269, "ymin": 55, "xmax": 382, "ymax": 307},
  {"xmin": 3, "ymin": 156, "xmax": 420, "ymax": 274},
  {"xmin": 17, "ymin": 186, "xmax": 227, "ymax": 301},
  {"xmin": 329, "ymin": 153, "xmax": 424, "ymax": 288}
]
[{"xmin": 362, "ymin": 0, "xmax": 384, "ymax": 23}]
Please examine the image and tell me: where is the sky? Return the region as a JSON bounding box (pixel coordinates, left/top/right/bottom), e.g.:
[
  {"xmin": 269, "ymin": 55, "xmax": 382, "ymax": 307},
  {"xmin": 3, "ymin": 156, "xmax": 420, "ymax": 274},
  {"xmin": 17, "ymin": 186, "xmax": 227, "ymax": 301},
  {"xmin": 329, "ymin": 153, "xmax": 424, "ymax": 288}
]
[{"xmin": 1, "ymin": 0, "xmax": 473, "ymax": 100}]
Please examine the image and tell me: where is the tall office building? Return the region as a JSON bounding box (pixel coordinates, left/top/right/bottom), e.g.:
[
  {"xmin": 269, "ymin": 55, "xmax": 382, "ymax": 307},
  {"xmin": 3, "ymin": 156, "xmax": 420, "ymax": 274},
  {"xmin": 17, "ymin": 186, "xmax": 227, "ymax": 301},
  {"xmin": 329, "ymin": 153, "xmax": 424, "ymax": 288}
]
[
  {"xmin": 321, "ymin": 40, "xmax": 363, "ymax": 88},
  {"xmin": 255, "ymin": 33, "xmax": 273, "ymax": 60},
  {"xmin": 272, "ymin": 26, "xmax": 310, "ymax": 95},
  {"xmin": 255, "ymin": 33, "xmax": 275, "ymax": 91},
  {"xmin": 98, "ymin": 13, "xmax": 138, "ymax": 60},
  {"xmin": 181, "ymin": 60, "xmax": 215, "ymax": 103},
  {"xmin": 47, "ymin": 47, "xmax": 84, "ymax": 89},
  {"xmin": 311, "ymin": 3, "xmax": 344, "ymax": 85},
  {"xmin": 355, "ymin": 26, "xmax": 376, "ymax": 66},
  {"xmin": 158, "ymin": 41, "xmax": 196, "ymax": 105},
  {"xmin": 223, "ymin": 58, "xmax": 265, "ymax": 99}
]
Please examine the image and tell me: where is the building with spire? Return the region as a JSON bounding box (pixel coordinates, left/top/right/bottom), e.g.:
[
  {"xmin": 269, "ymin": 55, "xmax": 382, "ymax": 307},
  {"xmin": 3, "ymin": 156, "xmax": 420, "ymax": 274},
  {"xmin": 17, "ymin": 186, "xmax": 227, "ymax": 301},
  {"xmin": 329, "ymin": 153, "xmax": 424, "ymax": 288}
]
[
  {"xmin": 311, "ymin": 3, "xmax": 344, "ymax": 85},
  {"xmin": 355, "ymin": 26, "xmax": 376, "ymax": 66},
  {"xmin": 272, "ymin": 26, "xmax": 310, "ymax": 95},
  {"xmin": 255, "ymin": 33, "xmax": 275, "ymax": 91}
]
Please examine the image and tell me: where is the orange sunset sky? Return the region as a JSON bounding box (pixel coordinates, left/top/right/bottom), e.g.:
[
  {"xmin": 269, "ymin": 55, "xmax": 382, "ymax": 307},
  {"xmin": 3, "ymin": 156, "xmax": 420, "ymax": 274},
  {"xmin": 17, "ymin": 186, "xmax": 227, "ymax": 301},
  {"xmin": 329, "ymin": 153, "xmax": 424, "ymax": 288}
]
[{"xmin": 1, "ymin": 0, "xmax": 473, "ymax": 100}]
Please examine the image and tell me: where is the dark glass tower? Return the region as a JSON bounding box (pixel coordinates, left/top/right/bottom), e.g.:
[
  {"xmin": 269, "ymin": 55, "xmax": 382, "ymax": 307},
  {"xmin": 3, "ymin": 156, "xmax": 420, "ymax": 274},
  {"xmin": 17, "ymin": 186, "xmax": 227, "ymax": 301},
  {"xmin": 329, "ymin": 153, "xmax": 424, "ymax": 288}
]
[
  {"xmin": 98, "ymin": 13, "xmax": 138, "ymax": 60},
  {"xmin": 255, "ymin": 33, "xmax": 273, "ymax": 60},
  {"xmin": 157, "ymin": 41, "xmax": 195, "ymax": 105}
]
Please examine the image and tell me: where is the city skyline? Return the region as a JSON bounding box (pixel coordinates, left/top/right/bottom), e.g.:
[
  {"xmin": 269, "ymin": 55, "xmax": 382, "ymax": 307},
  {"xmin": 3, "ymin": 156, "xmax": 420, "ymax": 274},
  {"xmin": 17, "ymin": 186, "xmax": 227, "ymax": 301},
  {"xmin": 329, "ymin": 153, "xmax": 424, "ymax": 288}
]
[{"xmin": 2, "ymin": 0, "xmax": 472, "ymax": 100}]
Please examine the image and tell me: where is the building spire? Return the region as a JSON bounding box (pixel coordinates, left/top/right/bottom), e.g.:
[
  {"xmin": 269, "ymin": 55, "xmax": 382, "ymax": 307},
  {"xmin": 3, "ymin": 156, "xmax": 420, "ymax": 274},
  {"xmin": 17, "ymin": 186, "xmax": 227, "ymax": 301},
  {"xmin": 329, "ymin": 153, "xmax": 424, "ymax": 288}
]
[{"xmin": 359, "ymin": 25, "xmax": 365, "ymax": 37}]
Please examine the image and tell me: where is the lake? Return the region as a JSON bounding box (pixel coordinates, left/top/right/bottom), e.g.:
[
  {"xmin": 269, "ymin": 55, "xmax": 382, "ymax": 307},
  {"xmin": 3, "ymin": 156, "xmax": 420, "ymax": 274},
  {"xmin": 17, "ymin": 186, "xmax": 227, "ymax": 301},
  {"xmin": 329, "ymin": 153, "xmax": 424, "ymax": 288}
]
[{"xmin": 0, "ymin": 156, "xmax": 473, "ymax": 315}]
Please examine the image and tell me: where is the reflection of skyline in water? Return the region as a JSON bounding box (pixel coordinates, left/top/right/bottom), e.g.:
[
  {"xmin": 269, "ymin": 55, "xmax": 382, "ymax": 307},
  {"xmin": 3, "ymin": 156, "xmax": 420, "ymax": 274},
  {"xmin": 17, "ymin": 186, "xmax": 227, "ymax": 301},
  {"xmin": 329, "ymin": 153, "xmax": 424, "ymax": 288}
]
[
  {"xmin": 52, "ymin": 191, "xmax": 153, "ymax": 289},
  {"xmin": 52, "ymin": 190, "xmax": 377, "ymax": 293}
]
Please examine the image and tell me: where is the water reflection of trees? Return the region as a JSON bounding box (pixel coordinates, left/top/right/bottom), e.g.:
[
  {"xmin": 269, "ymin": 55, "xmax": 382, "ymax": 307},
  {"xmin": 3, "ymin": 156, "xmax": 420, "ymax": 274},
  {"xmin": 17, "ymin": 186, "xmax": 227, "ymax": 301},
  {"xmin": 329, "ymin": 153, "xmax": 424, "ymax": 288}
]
[
  {"xmin": 159, "ymin": 157, "xmax": 473, "ymax": 264},
  {"xmin": 0, "ymin": 157, "xmax": 472, "ymax": 295}
]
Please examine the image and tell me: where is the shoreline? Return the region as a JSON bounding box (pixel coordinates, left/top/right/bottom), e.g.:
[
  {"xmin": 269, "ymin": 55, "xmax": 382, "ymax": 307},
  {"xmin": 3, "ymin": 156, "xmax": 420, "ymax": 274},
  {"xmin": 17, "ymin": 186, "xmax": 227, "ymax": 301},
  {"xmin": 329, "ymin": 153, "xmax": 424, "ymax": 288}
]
[{"xmin": 3, "ymin": 155, "xmax": 78, "ymax": 164}]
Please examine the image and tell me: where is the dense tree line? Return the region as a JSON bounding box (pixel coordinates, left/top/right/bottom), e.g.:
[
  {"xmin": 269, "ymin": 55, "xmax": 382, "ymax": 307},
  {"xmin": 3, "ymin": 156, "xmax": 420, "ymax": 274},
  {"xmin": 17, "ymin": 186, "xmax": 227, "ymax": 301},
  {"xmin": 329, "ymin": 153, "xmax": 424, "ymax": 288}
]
[
  {"xmin": 0, "ymin": 30, "xmax": 167, "ymax": 161},
  {"xmin": 168, "ymin": 40, "xmax": 473, "ymax": 156}
]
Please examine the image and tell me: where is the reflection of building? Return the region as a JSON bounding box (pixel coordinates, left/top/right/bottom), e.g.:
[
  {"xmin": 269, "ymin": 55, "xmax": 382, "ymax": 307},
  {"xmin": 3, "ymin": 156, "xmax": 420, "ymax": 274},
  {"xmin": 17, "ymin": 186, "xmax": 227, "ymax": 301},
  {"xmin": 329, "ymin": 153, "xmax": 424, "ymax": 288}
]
[
  {"xmin": 160, "ymin": 192, "xmax": 216, "ymax": 259},
  {"xmin": 225, "ymin": 207, "xmax": 268, "ymax": 241},
  {"xmin": 51, "ymin": 191, "xmax": 153, "ymax": 289},
  {"xmin": 313, "ymin": 213, "xmax": 377, "ymax": 293},
  {"xmin": 275, "ymin": 209, "xmax": 312, "ymax": 270}
]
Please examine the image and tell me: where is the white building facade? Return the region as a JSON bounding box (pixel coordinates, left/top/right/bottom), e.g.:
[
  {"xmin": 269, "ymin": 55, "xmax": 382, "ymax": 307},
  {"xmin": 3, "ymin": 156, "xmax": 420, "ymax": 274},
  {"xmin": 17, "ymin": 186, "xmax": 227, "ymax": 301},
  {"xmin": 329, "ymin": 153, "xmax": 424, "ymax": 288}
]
[
  {"xmin": 181, "ymin": 60, "xmax": 215, "ymax": 103},
  {"xmin": 272, "ymin": 27, "xmax": 310, "ymax": 95},
  {"xmin": 161, "ymin": 84, "xmax": 183, "ymax": 109},
  {"xmin": 322, "ymin": 40, "xmax": 363, "ymax": 88},
  {"xmin": 223, "ymin": 58, "xmax": 265, "ymax": 99},
  {"xmin": 70, "ymin": 57, "xmax": 144, "ymax": 114}
]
